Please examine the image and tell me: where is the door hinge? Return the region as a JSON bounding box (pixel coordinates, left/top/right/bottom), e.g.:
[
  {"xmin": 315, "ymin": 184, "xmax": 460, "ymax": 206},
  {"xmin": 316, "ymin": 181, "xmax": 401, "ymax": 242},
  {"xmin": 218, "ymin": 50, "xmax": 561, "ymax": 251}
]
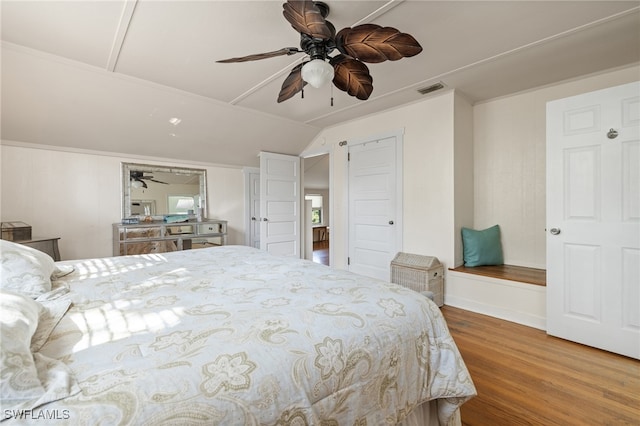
[
  {"xmin": 348, "ymin": 153, "xmax": 350, "ymax": 161},
  {"xmin": 347, "ymin": 257, "xmax": 350, "ymax": 265}
]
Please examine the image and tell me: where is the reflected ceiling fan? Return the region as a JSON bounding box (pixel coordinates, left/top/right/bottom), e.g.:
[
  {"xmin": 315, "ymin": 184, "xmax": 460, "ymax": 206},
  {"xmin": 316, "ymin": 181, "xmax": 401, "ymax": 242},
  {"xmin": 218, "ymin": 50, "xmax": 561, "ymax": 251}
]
[
  {"xmin": 217, "ymin": 0, "xmax": 422, "ymax": 103},
  {"xmin": 130, "ymin": 171, "xmax": 169, "ymax": 189}
]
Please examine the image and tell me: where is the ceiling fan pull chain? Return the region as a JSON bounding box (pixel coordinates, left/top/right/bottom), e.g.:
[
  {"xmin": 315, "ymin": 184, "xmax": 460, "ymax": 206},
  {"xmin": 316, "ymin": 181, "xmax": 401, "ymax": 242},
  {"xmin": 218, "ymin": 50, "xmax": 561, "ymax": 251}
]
[
  {"xmin": 331, "ymin": 84, "xmax": 334, "ymax": 107},
  {"xmin": 301, "ymin": 88, "xmax": 304, "ymax": 99}
]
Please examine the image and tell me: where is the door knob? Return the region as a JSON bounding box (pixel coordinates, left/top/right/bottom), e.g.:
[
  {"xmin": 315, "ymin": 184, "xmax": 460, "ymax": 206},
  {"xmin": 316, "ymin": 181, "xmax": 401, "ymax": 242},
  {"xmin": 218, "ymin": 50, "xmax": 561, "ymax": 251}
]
[
  {"xmin": 389, "ymin": 220, "xmax": 394, "ymax": 225},
  {"xmin": 262, "ymin": 218, "xmax": 268, "ymax": 222},
  {"xmin": 550, "ymin": 228, "xmax": 561, "ymax": 235},
  {"xmin": 251, "ymin": 217, "xmax": 256, "ymax": 221}
]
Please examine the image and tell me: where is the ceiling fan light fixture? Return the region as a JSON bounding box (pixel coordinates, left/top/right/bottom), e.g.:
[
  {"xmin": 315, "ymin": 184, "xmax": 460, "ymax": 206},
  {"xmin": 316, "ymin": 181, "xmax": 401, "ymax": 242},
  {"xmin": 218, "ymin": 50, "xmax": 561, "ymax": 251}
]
[
  {"xmin": 301, "ymin": 59, "xmax": 334, "ymax": 89},
  {"xmin": 131, "ymin": 179, "xmax": 143, "ymax": 189}
]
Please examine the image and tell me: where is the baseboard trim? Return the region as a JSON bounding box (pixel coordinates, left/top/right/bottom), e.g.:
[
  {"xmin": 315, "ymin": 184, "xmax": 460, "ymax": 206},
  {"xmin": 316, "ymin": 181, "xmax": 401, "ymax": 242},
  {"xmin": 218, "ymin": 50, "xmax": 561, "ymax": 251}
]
[{"xmin": 445, "ymin": 296, "xmax": 546, "ymax": 330}]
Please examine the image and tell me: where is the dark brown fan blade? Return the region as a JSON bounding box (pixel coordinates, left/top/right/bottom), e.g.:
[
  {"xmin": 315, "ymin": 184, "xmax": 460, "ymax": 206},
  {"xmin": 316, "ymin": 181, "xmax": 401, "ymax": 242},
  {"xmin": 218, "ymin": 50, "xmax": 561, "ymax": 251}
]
[
  {"xmin": 136, "ymin": 179, "xmax": 147, "ymax": 189},
  {"xmin": 282, "ymin": 0, "xmax": 332, "ymax": 40},
  {"xmin": 330, "ymin": 54, "xmax": 373, "ymax": 100},
  {"xmin": 217, "ymin": 47, "xmax": 300, "ymax": 63},
  {"xmin": 336, "ymin": 24, "xmax": 422, "ymax": 63},
  {"xmin": 278, "ymin": 64, "xmax": 307, "ymax": 103}
]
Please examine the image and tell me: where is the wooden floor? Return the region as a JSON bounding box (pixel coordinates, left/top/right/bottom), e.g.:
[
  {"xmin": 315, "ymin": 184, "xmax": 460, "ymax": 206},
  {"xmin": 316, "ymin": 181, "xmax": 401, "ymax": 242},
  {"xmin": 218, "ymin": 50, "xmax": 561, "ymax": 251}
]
[
  {"xmin": 313, "ymin": 240, "xmax": 329, "ymax": 266},
  {"xmin": 441, "ymin": 306, "xmax": 640, "ymax": 425}
]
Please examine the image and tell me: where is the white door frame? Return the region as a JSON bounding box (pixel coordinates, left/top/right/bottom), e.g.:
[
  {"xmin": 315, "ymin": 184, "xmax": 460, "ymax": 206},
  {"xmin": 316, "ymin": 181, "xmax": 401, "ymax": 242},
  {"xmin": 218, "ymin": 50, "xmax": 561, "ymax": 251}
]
[{"xmin": 344, "ymin": 129, "xmax": 404, "ymax": 277}]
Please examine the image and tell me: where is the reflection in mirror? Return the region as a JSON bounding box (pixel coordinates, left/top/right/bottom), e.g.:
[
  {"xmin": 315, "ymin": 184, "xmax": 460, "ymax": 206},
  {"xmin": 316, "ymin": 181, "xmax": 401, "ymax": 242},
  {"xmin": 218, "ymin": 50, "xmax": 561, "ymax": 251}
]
[
  {"xmin": 131, "ymin": 200, "xmax": 156, "ymax": 216},
  {"xmin": 121, "ymin": 163, "xmax": 207, "ymax": 219}
]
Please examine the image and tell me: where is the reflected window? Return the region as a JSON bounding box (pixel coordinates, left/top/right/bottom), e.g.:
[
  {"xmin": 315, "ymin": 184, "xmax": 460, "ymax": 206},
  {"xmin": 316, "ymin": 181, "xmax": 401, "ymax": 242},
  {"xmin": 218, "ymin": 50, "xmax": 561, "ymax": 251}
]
[
  {"xmin": 305, "ymin": 195, "xmax": 323, "ymax": 225},
  {"xmin": 168, "ymin": 196, "xmax": 198, "ymax": 214}
]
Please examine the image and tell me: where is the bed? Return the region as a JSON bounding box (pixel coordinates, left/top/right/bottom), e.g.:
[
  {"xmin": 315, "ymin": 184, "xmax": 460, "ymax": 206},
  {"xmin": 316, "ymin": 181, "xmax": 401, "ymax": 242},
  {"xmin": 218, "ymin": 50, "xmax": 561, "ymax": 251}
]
[{"xmin": 1, "ymin": 240, "xmax": 476, "ymax": 425}]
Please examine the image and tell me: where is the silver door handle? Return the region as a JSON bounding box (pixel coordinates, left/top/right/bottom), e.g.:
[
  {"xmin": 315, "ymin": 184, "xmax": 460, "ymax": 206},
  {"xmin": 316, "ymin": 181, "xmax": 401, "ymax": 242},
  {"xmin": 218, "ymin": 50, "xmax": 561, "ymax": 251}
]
[
  {"xmin": 389, "ymin": 220, "xmax": 394, "ymax": 225},
  {"xmin": 251, "ymin": 217, "xmax": 256, "ymax": 221},
  {"xmin": 550, "ymin": 228, "xmax": 561, "ymax": 235},
  {"xmin": 262, "ymin": 218, "xmax": 268, "ymax": 222}
]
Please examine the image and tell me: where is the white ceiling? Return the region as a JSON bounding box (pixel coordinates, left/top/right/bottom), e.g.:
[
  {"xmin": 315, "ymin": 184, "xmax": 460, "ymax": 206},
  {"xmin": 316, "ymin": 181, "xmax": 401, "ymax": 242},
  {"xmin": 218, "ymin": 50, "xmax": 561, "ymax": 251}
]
[{"xmin": 1, "ymin": 1, "xmax": 639, "ymax": 167}]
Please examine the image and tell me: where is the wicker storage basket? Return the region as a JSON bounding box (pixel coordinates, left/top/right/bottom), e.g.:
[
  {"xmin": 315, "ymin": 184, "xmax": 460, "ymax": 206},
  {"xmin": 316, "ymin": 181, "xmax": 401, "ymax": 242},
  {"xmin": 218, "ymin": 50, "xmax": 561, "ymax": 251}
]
[{"xmin": 390, "ymin": 252, "xmax": 444, "ymax": 306}]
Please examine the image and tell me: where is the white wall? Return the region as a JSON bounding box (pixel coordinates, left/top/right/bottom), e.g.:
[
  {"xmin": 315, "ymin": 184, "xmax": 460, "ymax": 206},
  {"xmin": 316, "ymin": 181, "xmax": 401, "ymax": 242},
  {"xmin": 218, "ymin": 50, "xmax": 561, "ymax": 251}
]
[
  {"xmin": 0, "ymin": 143, "xmax": 245, "ymax": 260},
  {"xmin": 474, "ymin": 64, "xmax": 639, "ymax": 269},
  {"xmin": 305, "ymin": 90, "xmax": 468, "ymax": 270},
  {"xmin": 453, "ymin": 91, "xmax": 475, "ymax": 267}
]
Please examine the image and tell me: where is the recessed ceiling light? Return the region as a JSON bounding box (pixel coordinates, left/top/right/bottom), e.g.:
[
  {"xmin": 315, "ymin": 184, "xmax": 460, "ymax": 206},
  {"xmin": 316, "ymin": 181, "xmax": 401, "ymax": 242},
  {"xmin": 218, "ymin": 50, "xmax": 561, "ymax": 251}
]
[{"xmin": 169, "ymin": 117, "xmax": 182, "ymax": 126}]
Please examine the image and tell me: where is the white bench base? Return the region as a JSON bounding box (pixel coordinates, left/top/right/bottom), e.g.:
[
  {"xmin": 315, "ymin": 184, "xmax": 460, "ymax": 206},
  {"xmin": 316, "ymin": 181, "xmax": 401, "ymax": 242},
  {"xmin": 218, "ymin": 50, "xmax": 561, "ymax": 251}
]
[{"xmin": 445, "ymin": 270, "xmax": 546, "ymax": 330}]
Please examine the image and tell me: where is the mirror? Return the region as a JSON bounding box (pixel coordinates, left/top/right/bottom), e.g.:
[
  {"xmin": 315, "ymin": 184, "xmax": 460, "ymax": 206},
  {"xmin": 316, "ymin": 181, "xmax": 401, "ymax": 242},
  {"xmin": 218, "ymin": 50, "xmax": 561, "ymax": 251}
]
[{"xmin": 121, "ymin": 162, "xmax": 207, "ymax": 219}]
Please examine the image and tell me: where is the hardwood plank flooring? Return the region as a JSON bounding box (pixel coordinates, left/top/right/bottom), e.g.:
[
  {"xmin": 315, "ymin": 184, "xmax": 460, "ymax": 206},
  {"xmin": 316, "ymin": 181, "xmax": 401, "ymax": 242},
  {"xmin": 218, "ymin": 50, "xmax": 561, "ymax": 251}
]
[
  {"xmin": 313, "ymin": 240, "xmax": 329, "ymax": 266},
  {"xmin": 440, "ymin": 306, "xmax": 640, "ymax": 425}
]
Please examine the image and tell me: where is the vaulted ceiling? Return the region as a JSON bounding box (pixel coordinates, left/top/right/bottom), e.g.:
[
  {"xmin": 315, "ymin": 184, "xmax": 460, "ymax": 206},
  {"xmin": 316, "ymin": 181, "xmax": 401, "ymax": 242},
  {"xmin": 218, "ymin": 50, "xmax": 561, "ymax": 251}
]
[{"xmin": 1, "ymin": 1, "xmax": 638, "ymax": 167}]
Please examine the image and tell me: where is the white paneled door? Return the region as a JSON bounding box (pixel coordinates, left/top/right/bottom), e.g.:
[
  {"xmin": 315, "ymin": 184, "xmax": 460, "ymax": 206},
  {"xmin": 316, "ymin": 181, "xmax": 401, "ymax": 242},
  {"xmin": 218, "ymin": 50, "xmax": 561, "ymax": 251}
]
[
  {"xmin": 259, "ymin": 152, "xmax": 300, "ymax": 257},
  {"xmin": 546, "ymin": 81, "xmax": 640, "ymax": 359},
  {"xmin": 348, "ymin": 134, "xmax": 402, "ymax": 281}
]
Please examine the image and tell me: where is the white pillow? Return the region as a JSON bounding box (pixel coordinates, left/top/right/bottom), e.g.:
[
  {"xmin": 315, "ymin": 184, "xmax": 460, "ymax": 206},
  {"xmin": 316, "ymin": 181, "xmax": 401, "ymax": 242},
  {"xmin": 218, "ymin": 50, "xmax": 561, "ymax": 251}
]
[
  {"xmin": 1, "ymin": 239, "xmax": 55, "ymax": 298},
  {"xmin": 0, "ymin": 290, "xmax": 45, "ymax": 409},
  {"xmin": 0, "ymin": 290, "xmax": 78, "ymax": 413}
]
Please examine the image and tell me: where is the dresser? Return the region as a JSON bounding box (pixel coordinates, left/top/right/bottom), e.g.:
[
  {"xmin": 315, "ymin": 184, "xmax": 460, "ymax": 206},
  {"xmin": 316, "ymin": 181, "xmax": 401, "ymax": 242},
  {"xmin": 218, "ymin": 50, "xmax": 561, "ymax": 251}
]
[{"xmin": 113, "ymin": 220, "xmax": 227, "ymax": 256}]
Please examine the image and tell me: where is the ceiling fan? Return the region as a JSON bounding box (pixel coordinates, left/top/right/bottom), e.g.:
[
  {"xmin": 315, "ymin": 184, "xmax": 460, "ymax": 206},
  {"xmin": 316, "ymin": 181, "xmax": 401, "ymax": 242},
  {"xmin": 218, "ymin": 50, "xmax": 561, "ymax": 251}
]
[
  {"xmin": 130, "ymin": 171, "xmax": 169, "ymax": 189},
  {"xmin": 217, "ymin": 0, "xmax": 422, "ymax": 103}
]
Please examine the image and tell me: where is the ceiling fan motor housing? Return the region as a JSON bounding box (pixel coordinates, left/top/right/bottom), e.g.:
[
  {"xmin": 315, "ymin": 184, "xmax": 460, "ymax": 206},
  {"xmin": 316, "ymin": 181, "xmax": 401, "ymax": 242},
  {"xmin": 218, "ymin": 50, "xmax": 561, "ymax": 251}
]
[{"xmin": 300, "ymin": 32, "xmax": 335, "ymax": 61}]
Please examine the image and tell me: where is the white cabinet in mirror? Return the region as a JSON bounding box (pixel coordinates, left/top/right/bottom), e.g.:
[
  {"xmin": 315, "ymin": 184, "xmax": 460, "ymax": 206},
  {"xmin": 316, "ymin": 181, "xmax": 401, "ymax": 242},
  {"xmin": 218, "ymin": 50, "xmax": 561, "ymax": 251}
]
[{"xmin": 121, "ymin": 162, "xmax": 207, "ymax": 220}]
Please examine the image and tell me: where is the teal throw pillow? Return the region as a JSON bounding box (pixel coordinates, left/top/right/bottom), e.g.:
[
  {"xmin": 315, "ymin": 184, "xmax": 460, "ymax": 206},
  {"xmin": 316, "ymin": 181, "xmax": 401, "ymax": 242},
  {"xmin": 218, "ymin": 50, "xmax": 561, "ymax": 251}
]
[{"xmin": 461, "ymin": 225, "xmax": 504, "ymax": 267}]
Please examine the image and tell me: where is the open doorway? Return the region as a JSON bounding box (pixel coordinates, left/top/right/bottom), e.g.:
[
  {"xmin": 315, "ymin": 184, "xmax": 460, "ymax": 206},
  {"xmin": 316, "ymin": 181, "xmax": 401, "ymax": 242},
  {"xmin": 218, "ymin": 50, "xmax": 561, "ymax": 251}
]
[{"xmin": 304, "ymin": 154, "xmax": 330, "ymax": 266}]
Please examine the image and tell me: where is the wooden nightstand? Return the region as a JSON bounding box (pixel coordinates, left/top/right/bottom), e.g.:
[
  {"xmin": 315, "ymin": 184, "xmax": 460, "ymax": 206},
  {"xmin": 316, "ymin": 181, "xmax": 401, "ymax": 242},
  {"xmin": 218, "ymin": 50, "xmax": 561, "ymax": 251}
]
[{"xmin": 18, "ymin": 237, "xmax": 61, "ymax": 261}]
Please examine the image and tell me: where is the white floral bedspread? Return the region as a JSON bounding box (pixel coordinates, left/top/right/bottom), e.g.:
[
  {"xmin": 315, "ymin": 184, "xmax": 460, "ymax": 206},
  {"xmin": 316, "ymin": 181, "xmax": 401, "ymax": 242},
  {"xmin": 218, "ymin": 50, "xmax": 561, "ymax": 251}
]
[{"xmin": 11, "ymin": 245, "xmax": 475, "ymax": 425}]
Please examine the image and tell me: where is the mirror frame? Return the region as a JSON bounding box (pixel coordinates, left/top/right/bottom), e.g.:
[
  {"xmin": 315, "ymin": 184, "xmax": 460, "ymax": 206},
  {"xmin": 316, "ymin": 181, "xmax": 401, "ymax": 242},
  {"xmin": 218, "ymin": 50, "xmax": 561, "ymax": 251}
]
[{"xmin": 121, "ymin": 162, "xmax": 207, "ymax": 219}]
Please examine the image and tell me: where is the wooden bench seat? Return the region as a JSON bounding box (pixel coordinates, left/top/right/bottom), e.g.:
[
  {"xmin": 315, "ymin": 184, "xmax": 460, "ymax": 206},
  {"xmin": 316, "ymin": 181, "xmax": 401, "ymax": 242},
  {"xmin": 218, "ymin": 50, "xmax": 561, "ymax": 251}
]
[{"xmin": 449, "ymin": 264, "xmax": 546, "ymax": 286}]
